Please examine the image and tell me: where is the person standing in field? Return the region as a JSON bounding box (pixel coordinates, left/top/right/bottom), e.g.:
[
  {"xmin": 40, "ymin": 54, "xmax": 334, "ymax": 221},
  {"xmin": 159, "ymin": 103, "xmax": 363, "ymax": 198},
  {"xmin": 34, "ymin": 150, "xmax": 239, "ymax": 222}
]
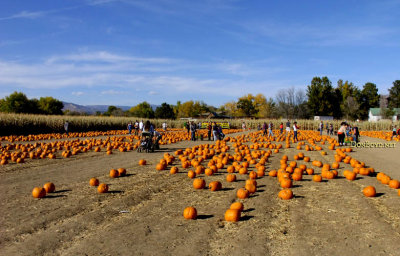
[
  {"xmin": 64, "ymin": 121, "xmax": 69, "ymax": 136},
  {"xmin": 337, "ymin": 122, "xmax": 347, "ymax": 146},
  {"xmin": 352, "ymin": 125, "xmax": 360, "ymax": 143},
  {"xmin": 262, "ymin": 122, "xmax": 267, "ymax": 136},
  {"xmin": 190, "ymin": 121, "xmax": 197, "ymax": 141},
  {"xmin": 319, "ymin": 121, "xmax": 323, "ymax": 135},
  {"xmin": 207, "ymin": 122, "xmax": 212, "ymax": 141},
  {"xmin": 329, "ymin": 123, "xmax": 334, "ymax": 135},
  {"xmin": 213, "ymin": 122, "xmax": 219, "ymax": 141},
  {"xmin": 279, "ymin": 122, "xmax": 283, "ymax": 134},
  {"xmin": 162, "ymin": 122, "xmax": 167, "ymax": 131},
  {"xmin": 286, "ymin": 120, "xmax": 291, "ymax": 134},
  {"xmin": 139, "ymin": 120, "xmax": 144, "ymax": 135},
  {"xmin": 392, "ymin": 125, "xmax": 397, "ymax": 139},
  {"xmin": 293, "ymin": 122, "xmax": 298, "ymax": 141},
  {"xmin": 268, "ymin": 121, "xmax": 274, "ymax": 138},
  {"xmin": 134, "ymin": 120, "xmax": 139, "ymax": 135},
  {"xmin": 242, "ymin": 122, "xmax": 246, "ymax": 132},
  {"xmin": 127, "ymin": 122, "xmax": 132, "ymax": 135},
  {"xmin": 293, "ymin": 121, "xmax": 299, "ymax": 142}
]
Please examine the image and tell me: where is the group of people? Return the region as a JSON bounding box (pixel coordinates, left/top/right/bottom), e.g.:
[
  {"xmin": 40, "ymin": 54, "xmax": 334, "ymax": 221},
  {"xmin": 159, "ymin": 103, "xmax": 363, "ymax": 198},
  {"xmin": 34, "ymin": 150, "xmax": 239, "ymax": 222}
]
[
  {"xmin": 318, "ymin": 121, "xmax": 334, "ymax": 135},
  {"xmin": 337, "ymin": 122, "xmax": 360, "ymax": 145},
  {"xmin": 256, "ymin": 120, "xmax": 299, "ymax": 141}
]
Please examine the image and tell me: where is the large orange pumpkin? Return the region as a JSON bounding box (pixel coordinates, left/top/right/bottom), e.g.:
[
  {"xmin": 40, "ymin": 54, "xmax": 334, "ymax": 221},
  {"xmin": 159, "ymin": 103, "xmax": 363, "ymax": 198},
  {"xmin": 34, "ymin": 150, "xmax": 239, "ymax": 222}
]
[
  {"xmin": 225, "ymin": 209, "xmax": 241, "ymax": 222},
  {"xmin": 389, "ymin": 179, "xmax": 400, "ymax": 189},
  {"xmin": 313, "ymin": 175, "xmax": 322, "ymax": 182},
  {"xmin": 118, "ymin": 168, "xmax": 126, "ymax": 176},
  {"xmin": 237, "ymin": 188, "xmax": 249, "ymax": 199},
  {"xmin": 363, "ymin": 186, "xmax": 376, "ymax": 197},
  {"xmin": 32, "ymin": 187, "xmax": 46, "ymax": 198},
  {"xmin": 43, "ymin": 182, "xmax": 55, "ymax": 193},
  {"xmin": 278, "ymin": 189, "xmax": 293, "ymax": 200},
  {"xmin": 209, "ymin": 181, "xmax": 222, "ymax": 191},
  {"xmin": 183, "ymin": 206, "xmax": 197, "ymax": 220},
  {"xmin": 110, "ymin": 169, "xmax": 119, "ymax": 178},
  {"xmin": 226, "ymin": 174, "xmax": 237, "ymax": 182},
  {"xmin": 97, "ymin": 183, "xmax": 109, "ymax": 193},
  {"xmin": 193, "ymin": 178, "xmax": 206, "ymax": 189},
  {"xmin": 230, "ymin": 202, "xmax": 244, "ymax": 212},
  {"xmin": 90, "ymin": 178, "xmax": 99, "ymax": 186},
  {"xmin": 187, "ymin": 170, "xmax": 196, "ymax": 179},
  {"xmin": 280, "ymin": 178, "xmax": 292, "ymax": 188}
]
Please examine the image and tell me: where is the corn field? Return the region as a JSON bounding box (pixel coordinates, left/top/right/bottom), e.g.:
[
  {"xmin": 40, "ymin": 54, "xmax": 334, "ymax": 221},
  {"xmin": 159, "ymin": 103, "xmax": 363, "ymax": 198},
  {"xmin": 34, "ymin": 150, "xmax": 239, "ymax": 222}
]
[{"xmin": 0, "ymin": 113, "xmax": 399, "ymax": 136}]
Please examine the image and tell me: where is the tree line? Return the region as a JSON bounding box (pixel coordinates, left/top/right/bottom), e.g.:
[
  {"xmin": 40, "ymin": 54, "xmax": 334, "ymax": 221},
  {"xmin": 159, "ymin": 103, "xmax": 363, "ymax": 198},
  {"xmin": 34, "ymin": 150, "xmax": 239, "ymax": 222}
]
[{"xmin": 1, "ymin": 78, "xmax": 399, "ymax": 120}]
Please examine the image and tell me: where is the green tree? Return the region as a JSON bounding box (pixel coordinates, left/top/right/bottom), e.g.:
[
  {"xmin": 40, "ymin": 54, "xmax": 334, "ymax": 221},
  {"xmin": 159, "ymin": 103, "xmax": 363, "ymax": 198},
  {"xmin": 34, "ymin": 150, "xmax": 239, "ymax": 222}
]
[
  {"xmin": 37, "ymin": 97, "xmax": 64, "ymax": 115},
  {"xmin": 130, "ymin": 102, "xmax": 154, "ymax": 118},
  {"xmin": 155, "ymin": 103, "xmax": 175, "ymax": 119},
  {"xmin": 388, "ymin": 80, "xmax": 400, "ymax": 108},
  {"xmin": 358, "ymin": 82, "xmax": 379, "ymax": 120},
  {"xmin": 307, "ymin": 77, "xmax": 338, "ymax": 117},
  {"xmin": 337, "ymin": 79, "xmax": 360, "ymax": 118},
  {"xmin": 103, "ymin": 106, "xmax": 118, "ymax": 116},
  {"xmin": 237, "ymin": 98, "xmax": 256, "ymax": 117},
  {"xmin": 0, "ymin": 91, "xmax": 34, "ymax": 113}
]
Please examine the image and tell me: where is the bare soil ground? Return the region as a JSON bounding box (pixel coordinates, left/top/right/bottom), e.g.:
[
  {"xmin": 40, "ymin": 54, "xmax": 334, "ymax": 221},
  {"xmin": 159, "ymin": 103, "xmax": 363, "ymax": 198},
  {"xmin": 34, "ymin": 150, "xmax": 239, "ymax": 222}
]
[{"xmin": 0, "ymin": 132, "xmax": 399, "ymax": 256}]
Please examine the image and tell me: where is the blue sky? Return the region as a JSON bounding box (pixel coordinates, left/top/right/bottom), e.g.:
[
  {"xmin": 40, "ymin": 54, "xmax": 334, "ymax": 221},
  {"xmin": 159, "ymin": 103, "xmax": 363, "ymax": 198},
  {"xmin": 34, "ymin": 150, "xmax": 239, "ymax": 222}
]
[{"xmin": 0, "ymin": 0, "xmax": 399, "ymax": 107}]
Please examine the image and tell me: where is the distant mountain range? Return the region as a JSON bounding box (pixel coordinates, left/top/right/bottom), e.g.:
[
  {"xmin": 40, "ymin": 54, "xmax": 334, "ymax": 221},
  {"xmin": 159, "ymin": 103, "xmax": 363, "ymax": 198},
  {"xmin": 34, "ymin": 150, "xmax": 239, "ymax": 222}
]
[{"xmin": 62, "ymin": 102, "xmax": 159, "ymax": 114}]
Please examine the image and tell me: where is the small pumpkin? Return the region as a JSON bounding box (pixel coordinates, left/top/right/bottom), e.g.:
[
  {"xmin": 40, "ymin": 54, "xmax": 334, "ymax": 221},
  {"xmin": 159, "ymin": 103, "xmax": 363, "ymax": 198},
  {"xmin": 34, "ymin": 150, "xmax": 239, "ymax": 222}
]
[
  {"xmin": 90, "ymin": 178, "xmax": 99, "ymax": 186},
  {"xmin": 43, "ymin": 182, "xmax": 55, "ymax": 193},
  {"xmin": 230, "ymin": 202, "xmax": 244, "ymax": 212},
  {"xmin": 118, "ymin": 168, "xmax": 126, "ymax": 176},
  {"xmin": 209, "ymin": 181, "xmax": 222, "ymax": 191},
  {"xmin": 170, "ymin": 166, "xmax": 178, "ymax": 174},
  {"xmin": 224, "ymin": 209, "xmax": 241, "ymax": 222},
  {"xmin": 388, "ymin": 179, "xmax": 400, "ymax": 189},
  {"xmin": 237, "ymin": 188, "xmax": 249, "ymax": 199},
  {"xmin": 183, "ymin": 206, "xmax": 197, "ymax": 220},
  {"xmin": 278, "ymin": 189, "xmax": 293, "ymax": 200},
  {"xmin": 313, "ymin": 174, "xmax": 322, "ymax": 182},
  {"xmin": 193, "ymin": 178, "xmax": 206, "ymax": 189},
  {"xmin": 110, "ymin": 169, "xmax": 119, "ymax": 178},
  {"xmin": 363, "ymin": 186, "xmax": 376, "ymax": 197},
  {"xmin": 32, "ymin": 187, "xmax": 46, "ymax": 198},
  {"xmin": 226, "ymin": 174, "xmax": 237, "ymax": 182},
  {"xmin": 97, "ymin": 183, "xmax": 109, "ymax": 193},
  {"xmin": 187, "ymin": 170, "xmax": 196, "ymax": 179}
]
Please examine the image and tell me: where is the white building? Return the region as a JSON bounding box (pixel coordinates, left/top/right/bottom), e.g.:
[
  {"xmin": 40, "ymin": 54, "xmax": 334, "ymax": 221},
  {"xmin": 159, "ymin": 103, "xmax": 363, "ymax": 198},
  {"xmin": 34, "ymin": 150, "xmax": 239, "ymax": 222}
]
[{"xmin": 368, "ymin": 108, "xmax": 400, "ymax": 122}]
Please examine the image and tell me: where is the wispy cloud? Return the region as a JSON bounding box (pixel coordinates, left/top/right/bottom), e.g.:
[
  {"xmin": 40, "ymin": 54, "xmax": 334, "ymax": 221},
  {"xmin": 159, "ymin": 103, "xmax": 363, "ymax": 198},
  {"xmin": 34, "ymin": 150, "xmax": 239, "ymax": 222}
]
[
  {"xmin": 72, "ymin": 91, "xmax": 84, "ymax": 96},
  {"xmin": 0, "ymin": 50, "xmax": 292, "ymax": 103},
  {"xmin": 0, "ymin": 10, "xmax": 45, "ymax": 21}
]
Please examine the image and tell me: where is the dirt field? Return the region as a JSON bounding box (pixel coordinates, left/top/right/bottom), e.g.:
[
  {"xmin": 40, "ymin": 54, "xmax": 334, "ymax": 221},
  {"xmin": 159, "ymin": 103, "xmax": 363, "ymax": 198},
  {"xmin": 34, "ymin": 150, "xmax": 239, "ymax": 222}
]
[{"xmin": 1, "ymin": 131, "xmax": 399, "ymax": 256}]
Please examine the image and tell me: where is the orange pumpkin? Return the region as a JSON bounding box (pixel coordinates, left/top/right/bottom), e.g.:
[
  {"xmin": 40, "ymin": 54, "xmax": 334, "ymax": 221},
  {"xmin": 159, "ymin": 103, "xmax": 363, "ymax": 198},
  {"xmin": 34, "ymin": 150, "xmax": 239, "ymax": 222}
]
[
  {"xmin": 97, "ymin": 183, "xmax": 109, "ymax": 193},
  {"xmin": 118, "ymin": 168, "xmax": 126, "ymax": 176},
  {"xmin": 187, "ymin": 170, "xmax": 196, "ymax": 179},
  {"xmin": 209, "ymin": 181, "xmax": 222, "ymax": 191},
  {"xmin": 32, "ymin": 187, "xmax": 46, "ymax": 198},
  {"xmin": 183, "ymin": 206, "xmax": 197, "ymax": 220},
  {"xmin": 139, "ymin": 159, "xmax": 146, "ymax": 165},
  {"xmin": 90, "ymin": 178, "xmax": 99, "ymax": 186},
  {"xmin": 193, "ymin": 178, "xmax": 206, "ymax": 189},
  {"xmin": 313, "ymin": 175, "xmax": 322, "ymax": 182},
  {"xmin": 278, "ymin": 189, "xmax": 293, "ymax": 200},
  {"xmin": 237, "ymin": 188, "xmax": 249, "ymax": 199},
  {"xmin": 226, "ymin": 174, "xmax": 237, "ymax": 182},
  {"xmin": 109, "ymin": 169, "xmax": 119, "ymax": 178},
  {"xmin": 230, "ymin": 202, "xmax": 244, "ymax": 212},
  {"xmin": 224, "ymin": 209, "xmax": 241, "ymax": 222},
  {"xmin": 43, "ymin": 182, "xmax": 55, "ymax": 193},
  {"xmin": 280, "ymin": 178, "xmax": 292, "ymax": 188},
  {"xmin": 388, "ymin": 179, "xmax": 400, "ymax": 189},
  {"xmin": 363, "ymin": 186, "xmax": 376, "ymax": 197},
  {"xmin": 170, "ymin": 166, "xmax": 178, "ymax": 174}
]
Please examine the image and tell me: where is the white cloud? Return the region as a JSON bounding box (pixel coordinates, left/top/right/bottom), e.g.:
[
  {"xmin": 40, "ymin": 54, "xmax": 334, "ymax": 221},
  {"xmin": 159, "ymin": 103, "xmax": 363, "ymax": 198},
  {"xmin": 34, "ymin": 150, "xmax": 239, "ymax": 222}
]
[
  {"xmin": 0, "ymin": 11, "xmax": 45, "ymax": 20},
  {"xmin": 72, "ymin": 91, "xmax": 84, "ymax": 96},
  {"xmin": 101, "ymin": 89, "xmax": 125, "ymax": 95}
]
